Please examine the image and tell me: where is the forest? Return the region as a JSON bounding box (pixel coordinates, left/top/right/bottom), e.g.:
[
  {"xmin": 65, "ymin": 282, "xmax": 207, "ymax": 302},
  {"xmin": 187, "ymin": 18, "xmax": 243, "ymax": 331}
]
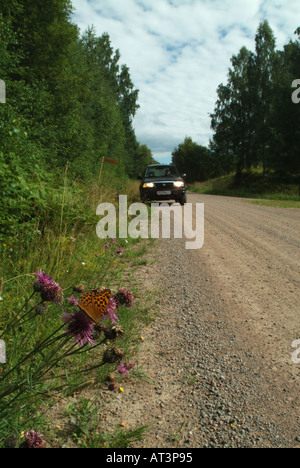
[
  {"xmin": 0, "ymin": 0, "xmax": 155, "ymax": 242},
  {"xmin": 173, "ymin": 21, "xmax": 300, "ymax": 192},
  {"xmin": 0, "ymin": 3, "xmax": 299, "ymax": 447},
  {"xmin": 1, "ymin": 5, "xmax": 300, "ymax": 244},
  {"xmin": 0, "ymin": 2, "xmax": 158, "ymax": 445}
]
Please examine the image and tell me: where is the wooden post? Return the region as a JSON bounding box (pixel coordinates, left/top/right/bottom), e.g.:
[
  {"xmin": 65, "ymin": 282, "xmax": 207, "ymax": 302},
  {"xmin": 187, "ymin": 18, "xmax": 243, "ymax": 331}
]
[
  {"xmin": 98, "ymin": 156, "xmax": 105, "ymax": 183},
  {"xmin": 99, "ymin": 157, "xmax": 119, "ymax": 182}
]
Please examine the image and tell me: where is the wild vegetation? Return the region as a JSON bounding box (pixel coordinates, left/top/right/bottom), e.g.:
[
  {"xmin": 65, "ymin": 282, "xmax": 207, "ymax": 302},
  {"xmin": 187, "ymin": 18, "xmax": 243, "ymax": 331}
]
[
  {"xmin": 0, "ymin": 0, "xmax": 156, "ymax": 245},
  {"xmin": 173, "ymin": 21, "xmax": 300, "ymax": 197},
  {"xmin": 0, "ymin": 0, "xmax": 157, "ymax": 447},
  {"xmin": 190, "ymin": 170, "xmax": 300, "ymax": 208},
  {"xmin": 1, "ymin": 1, "xmax": 300, "ymax": 449}
]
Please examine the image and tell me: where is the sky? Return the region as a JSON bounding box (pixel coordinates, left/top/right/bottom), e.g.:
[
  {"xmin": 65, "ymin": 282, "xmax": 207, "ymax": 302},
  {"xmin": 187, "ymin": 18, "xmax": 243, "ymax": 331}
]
[{"xmin": 71, "ymin": 0, "xmax": 299, "ymax": 163}]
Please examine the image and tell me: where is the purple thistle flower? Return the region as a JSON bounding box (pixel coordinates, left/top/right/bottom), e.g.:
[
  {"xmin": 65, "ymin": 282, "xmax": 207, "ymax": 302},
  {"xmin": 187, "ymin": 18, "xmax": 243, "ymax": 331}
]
[
  {"xmin": 117, "ymin": 363, "xmax": 129, "ymax": 375},
  {"xmin": 115, "ymin": 248, "xmax": 124, "ymax": 256},
  {"xmin": 104, "ymin": 244, "xmax": 110, "ymax": 250},
  {"xmin": 102, "ymin": 297, "xmax": 119, "ymax": 324},
  {"xmin": 67, "ymin": 296, "xmax": 79, "ymax": 307},
  {"xmin": 23, "ymin": 430, "xmax": 46, "ymax": 449},
  {"xmin": 33, "ymin": 270, "xmax": 63, "ymax": 305},
  {"xmin": 62, "ymin": 311, "xmax": 95, "ymax": 348},
  {"xmin": 117, "ymin": 362, "xmax": 136, "ymax": 376},
  {"xmin": 114, "ymin": 288, "xmax": 135, "ymax": 309}
]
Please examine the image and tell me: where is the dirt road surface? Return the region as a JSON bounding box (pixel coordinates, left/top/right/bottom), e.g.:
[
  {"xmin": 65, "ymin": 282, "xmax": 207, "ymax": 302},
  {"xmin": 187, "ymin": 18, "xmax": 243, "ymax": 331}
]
[{"xmin": 100, "ymin": 193, "xmax": 300, "ymax": 448}]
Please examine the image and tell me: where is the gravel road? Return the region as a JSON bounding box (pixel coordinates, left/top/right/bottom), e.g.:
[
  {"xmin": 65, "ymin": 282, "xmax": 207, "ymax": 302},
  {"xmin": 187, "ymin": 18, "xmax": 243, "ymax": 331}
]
[{"xmin": 101, "ymin": 193, "xmax": 300, "ymax": 448}]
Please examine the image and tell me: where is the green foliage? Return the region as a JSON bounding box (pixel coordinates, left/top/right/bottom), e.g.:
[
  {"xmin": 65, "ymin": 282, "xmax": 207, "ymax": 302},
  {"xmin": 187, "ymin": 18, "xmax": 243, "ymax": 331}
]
[
  {"xmin": 172, "ymin": 137, "xmax": 213, "ymax": 182},
  {"xmin": 173, "ymin": 22, "xmax": 300, "ymax": 190},
  {"xmin": 0, "ymin": 105, "xmax": 44, "ymax": 240},
  {"xmin": 209, "ymin": 21, "xmax": 300, "ymax": 190},
  {"xmin": 270, "ymin": 37, "xmax": 300, "ymax": 183},
  {"xmin": 135, "ymin": 143, "xmax": 157, "ymax": 176},
  {"xmin": 0, "ymin": 0, "xmax": 153, "ymax": 244},
  {"xmin": 190, "ymin": 170, "xmax": 300, "ymax": 201},
  {"xmin": 0, "ymin": 234, "xmax": 148, "ymax": 446},
  {"xmin": 0, "ymin": 1, "xmax": 155, "ymax": 447},
  {"xmin": 65, "ymin": 397, "xmax": 148, "ymax": 448}
]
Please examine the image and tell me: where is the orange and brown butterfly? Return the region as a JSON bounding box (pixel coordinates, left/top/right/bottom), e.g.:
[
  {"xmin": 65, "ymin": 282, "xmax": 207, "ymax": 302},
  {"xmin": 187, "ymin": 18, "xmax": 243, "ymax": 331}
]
[{"xmin": 78, "ymin": 288, "xmax": 111, "ymax": 324}]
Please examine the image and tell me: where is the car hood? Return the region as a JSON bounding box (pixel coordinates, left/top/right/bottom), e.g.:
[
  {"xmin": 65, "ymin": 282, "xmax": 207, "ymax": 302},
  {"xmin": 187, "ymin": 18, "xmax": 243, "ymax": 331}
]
[{"xmin": 142, "ymin": 176, "xmax": 184, "ymax": 183}]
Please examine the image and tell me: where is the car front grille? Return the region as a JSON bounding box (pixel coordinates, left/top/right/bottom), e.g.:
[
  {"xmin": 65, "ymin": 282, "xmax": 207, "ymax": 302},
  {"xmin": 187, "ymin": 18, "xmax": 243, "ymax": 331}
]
[{"xmin": 155, "ymin": 182, "xmax": 174, "ymax": 190}]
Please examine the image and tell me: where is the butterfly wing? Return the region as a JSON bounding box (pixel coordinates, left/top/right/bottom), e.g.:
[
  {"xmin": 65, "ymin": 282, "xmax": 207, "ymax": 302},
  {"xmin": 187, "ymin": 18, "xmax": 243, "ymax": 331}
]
[
  {"xmin": 79, "ymin": 289, "xmax": 111, "ymax": 323},
  {"xmin": 78, "ymin": 291, "xmax": 95, "ymax": 322},
  {"xmin": 93, "ymin": 289, "xmax": 111, "ymax": 321}
]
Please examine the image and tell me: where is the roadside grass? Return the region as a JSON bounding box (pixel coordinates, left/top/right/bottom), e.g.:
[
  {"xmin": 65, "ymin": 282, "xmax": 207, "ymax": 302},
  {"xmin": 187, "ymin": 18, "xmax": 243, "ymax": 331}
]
[
  {"xmin": 63, "ymin": 396, "xmax": 150, "ymax": 448},
  {"xmin": 0, "ymin": 171, "xmax": 156, "ymax": 448},
  {"xmin": 189, "ymin": 170, "xmax": 300, "ymax": 207},
  {"xmin": 248, "ymin": 199, "xmax": 300, "ymax": 208}
]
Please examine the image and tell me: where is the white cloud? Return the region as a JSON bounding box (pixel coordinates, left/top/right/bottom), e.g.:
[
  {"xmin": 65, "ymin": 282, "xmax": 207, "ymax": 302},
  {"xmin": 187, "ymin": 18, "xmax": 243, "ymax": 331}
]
[{"xmin": 71, "ymin": 0, "xmax": 298, "ymax": 163}]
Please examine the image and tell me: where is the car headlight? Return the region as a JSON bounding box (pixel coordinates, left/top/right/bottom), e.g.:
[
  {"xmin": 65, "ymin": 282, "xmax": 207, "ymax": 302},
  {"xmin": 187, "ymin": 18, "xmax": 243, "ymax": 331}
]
[
  {"xmin": 143, "ymin": 182, "xmax": 155, "ymax": 188},
  {"xmin": 174, "ymin": 181, "xmax": 184, "ymax": 188}
]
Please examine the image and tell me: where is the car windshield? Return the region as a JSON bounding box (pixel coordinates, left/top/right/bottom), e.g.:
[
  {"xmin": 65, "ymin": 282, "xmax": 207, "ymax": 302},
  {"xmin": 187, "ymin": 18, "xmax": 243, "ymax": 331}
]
[{"xmin": 144, "ymin": 165, "xmax": 179, "ymax": 178}]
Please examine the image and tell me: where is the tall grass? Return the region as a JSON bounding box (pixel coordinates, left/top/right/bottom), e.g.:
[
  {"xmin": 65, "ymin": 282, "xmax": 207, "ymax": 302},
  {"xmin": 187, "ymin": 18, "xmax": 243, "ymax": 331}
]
[
  {"xmin": 0, "ymin": 168, "xmax": 152, "ymax": 448},
  {"xmin": 189, "ymin": 170, "xmax": 300, "ymax": 203}
]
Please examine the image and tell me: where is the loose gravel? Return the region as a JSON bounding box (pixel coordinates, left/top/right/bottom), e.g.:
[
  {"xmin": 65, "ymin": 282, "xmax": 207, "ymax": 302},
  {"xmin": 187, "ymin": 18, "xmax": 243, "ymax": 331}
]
[{"xmin": 92, "ymin": 194, "xmax": 300, "ymax": 448}]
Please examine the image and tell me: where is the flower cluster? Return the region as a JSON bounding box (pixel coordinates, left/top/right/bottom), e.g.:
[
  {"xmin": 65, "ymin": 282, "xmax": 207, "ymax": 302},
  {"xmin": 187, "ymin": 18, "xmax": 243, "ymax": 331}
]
[
  {"xmin": 31, "ymin": 269, "xmax": 135, "ymax": 350},
  {"xmin": 22, "ymin": 430, "xmax": 46, "ymax": 449},
  {"xmin": 103, "ymin": 324, "xmax": 124, "ymax": 340},
  {"xmin": 104, "ymin": 238, "xmax": 125, "ymax": 256},
  {"xmin": 103, "ymin": 346, "xmax": 124, "ymax": 364},
  {"xmin": 106, "ymin": 361, "xmax": 136, "ymax": 393},
  {"xmin": 62, "ymin": 311, "xmax": 95, "ymax": 348},
  {"xmin": 100, "ymin": 289, "xmax": 135, "ymax": 323},
  {"xmin": 103, "ymin": 297, "xmax": 119, "ymax": 323},
  {"xmin": 104, "ymin": 238, "xmax": 116, "ymax": 250},
  {"xmin": 117, "ymin": 362, "xmax": 136, "ymax": 376},
  {"xmin": 67, "ymin": 296, "xmax": 79, "ymax": 307},
  {"xmin": 0, "ymin": 269, "xmax": 137, "ymax": 437},
  {"xmin": 113, "ymin": 288, "xmax": 135, "ymax": 309},
  {"xmin": 33, "ymin": 270, "xmax": 63, "ymax": 305}
]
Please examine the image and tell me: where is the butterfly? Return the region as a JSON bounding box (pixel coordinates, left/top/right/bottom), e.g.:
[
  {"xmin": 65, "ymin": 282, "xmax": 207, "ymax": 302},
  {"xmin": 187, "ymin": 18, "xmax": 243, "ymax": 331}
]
[{"xmin": 78, "ymin": 289, "xmax": 111, "ymax": 324}]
